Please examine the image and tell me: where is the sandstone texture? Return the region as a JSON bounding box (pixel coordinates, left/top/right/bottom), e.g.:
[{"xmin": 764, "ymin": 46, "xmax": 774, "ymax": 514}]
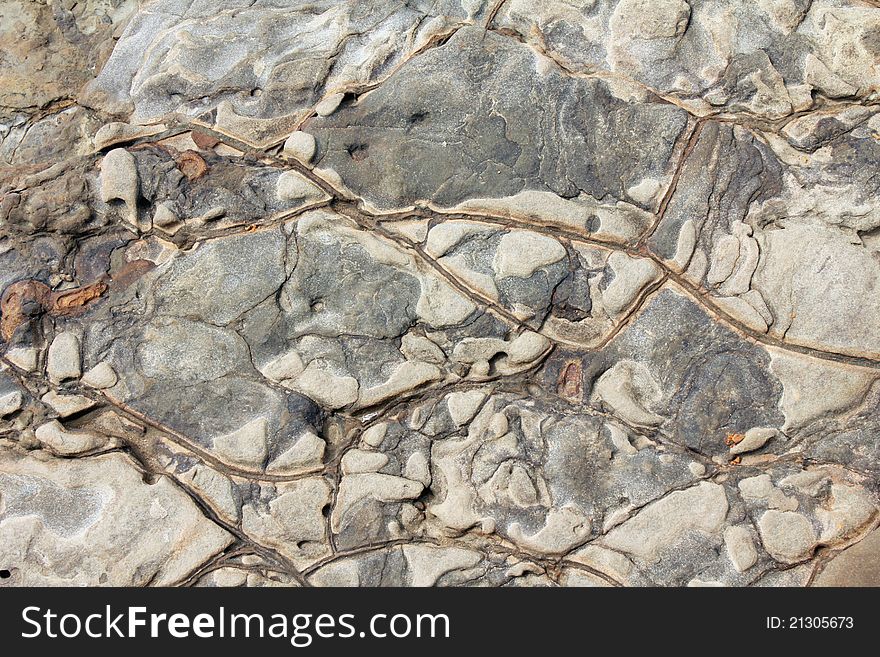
[{"xmin": 1, "ymin": 0, "xmax": 879, "ymax": 588}]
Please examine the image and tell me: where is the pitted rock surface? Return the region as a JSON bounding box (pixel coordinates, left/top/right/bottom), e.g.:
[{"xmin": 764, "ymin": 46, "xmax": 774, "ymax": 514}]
[{"xmin": 1, "ymin": 0, "xmax": 879, "ymax": 588}]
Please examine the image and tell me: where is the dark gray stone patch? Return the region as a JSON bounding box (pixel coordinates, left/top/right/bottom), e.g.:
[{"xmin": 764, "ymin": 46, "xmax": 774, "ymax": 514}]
[
  {"xmin": 308, "ymin": 27, "xmax": 688, "ymax": 211},
  {"xmin": 648, "ymin": 122, "xmax": 783, "ymax": 261},
  {"xmin": 543, "ymin": 288, "xmax": 785, "ymax": 456},
  {"xmin": 156, "ymin": 228, "xmax": 287, "ymax": 325},
  {"xmin": 277, "ymin": 230, "xmax": 421, "ymax": 340}
]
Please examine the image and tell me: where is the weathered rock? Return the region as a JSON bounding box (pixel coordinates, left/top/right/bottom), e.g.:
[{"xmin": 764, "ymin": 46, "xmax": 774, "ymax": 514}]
[
  {"xmin": 401, "ymin": 544, "xmax": 483, "ymax": 587},
  {"xmin": 0, "ymin": 390, "xmax": 23, "ymax": 417},
  {"xmin": 3, "ymin": 0, "xmax": 879, "ymax": 590},
  {"xmin": 283, "ymin": 132, "xmax": 317, "ymax": 163},
  {"xmin": 723, "ymin": 525, "xmax": 759, "ymax": 573},
  {"xmin": 241, "ymin": 478, "xmax": 333, "ymax": 569},
  {"xmin": 0, "ymin": 1, "xmax": 135, "ymax": 123},
  {"xmin": 601, "ymin": 482, "xmax": 729, "ymax": 562},
  {"xmin": 814, "ymin": 529, "xmax": 880, "ymax": 587},
  {"xmin": 0, "ymin": 449, "xmax": 232, "ymax": 585},
  {"xmin": 46, "ymin": 332, "xmax": 81, "ymax": 383},
  {"xmin": 757, "ymin": 510, "xmax": 817, "ymax": 564},
  {"xmin": 309, "ymin": 27, "xmax": 687, "ymax": 215},
  {"xmin": 99, "ymin": 148, "xmax": 140, "ymax": 228},
  {"xmin": 84, "ymin": 1, "xmax": 484, "ymax": 147},
  {"xmin": 34, "ymin": 420, "xmax": 105, "ymax": 455},
  {"xmin": 729, "ymin": 427, "xmax": 777, "ymax": 456},
  {"xmin": 81, "ymin": 362, "xmax": 118, "ymax": 389},
  {"xmin": 496, "ymin": 0, "xmax": 880, "ymax": 118},
  {"xmin": 40, "ymin": 391, "xmax": 96, "ymax": 418}
]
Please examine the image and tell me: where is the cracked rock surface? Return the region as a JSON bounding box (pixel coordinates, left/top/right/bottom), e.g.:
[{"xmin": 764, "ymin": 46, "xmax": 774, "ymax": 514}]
[{"xmin": 1, "ymin": 0, "xmax": 879, "ymax": 588}]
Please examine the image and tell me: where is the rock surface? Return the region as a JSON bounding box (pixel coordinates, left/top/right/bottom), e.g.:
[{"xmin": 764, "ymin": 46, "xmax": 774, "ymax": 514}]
[{"xmin": 1, "ymin": 0, "xmax": 878, "ymax": 588}]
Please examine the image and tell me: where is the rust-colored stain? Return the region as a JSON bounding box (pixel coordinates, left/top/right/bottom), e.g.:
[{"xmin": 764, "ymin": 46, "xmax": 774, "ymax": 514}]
[
  {"xmin": 725, "ymin": 432, "xmax": 745, "ymax": 446},
  {"xmin": 0, "ymin": 280, "xmax": 51, "ymax": 341},
  {"xmin": 176, "ymin": 150, "xmax": 208, "ymax": 180},
  {"xmin": 51, "ymin": 281, "xmax": 108, "ymax": 315},
  {"xmin": 730, "ymin": 455, "xmax": 742, "ymax": 465},
  {"xmin": 557, "ymin": 360, "xmax": 582, "ymax": 402},
  {"xmin": 191, "ymin": 131, "xmax": 220, "ymax": 150},
  {"xmin": 111, "ymin": 259, "xmax": 157, "ymax": 289},
  {"xmin": 1, "ymin": 279, "xmax": 108, "ymax": 341}
]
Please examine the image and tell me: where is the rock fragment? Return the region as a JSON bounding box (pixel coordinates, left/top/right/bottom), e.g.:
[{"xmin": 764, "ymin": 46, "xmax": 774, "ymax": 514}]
[
  {"xmin": 723, "ymin": 525, "xmax": 758, "ymax": 573},
  {"xmin": 46, "ymin": 332, "xmax": 81, "ymax": 383},
  {"xmin": 99, "ymin": 148, "xmax": 140, "ymax": 228},
  {"xmin": 283, "ymin": 132, "xmax": 317, "ymax": 163},
  {"xmin": 81, "ymin": 362, "xmax": 117, "ymax": 389},
  {"xmin": 757, "ymin": 510, "xmax": 817, "ymax": 564}
]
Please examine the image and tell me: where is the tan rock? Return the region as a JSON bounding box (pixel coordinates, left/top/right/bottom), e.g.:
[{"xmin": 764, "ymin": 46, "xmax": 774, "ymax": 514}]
[
  {"xmin": 46, "ymin": 332, "xmax": 81, "ymax": 383},
  {"xmin": 34, "ymin": 420, "xmax": 105, "ymax": 455},
  {"xmin": 724, "ymin": 525, "xmax": 758, "ymax": 572},
  {"xmin": 283, "ymin": 131, "xmax": 317, "ymax": 163},
  {"xmin": 602, "ymin": 482, "xmax": 729, "ymax": 562},
  {"xmin": 757, "ymin": 510, "xmax": 817, "ymax": 564}
]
